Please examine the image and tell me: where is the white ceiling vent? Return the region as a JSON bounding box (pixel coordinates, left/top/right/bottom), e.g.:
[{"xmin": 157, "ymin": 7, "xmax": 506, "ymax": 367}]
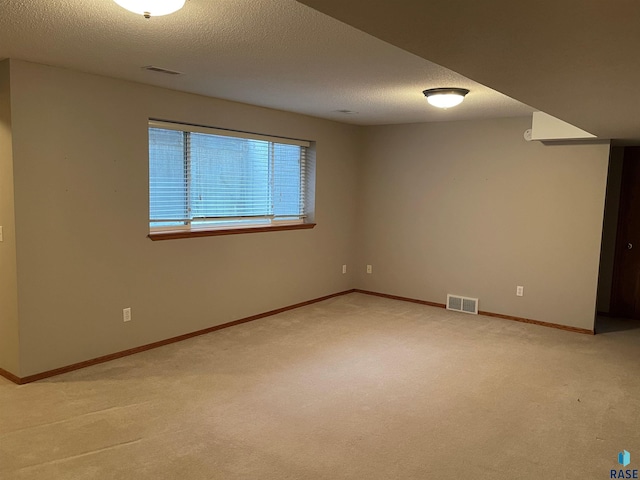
[
  {"xmin": 446, "ymin": 294, "xmax": 478, "ymax": 315},
  {"xmin": 142, "ymin": 65, "xmax": 183, "ymax": 75}
]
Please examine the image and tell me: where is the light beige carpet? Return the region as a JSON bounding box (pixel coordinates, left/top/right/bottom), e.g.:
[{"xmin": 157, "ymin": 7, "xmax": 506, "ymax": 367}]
[{"xmin": 1, "ymin": 293, "xmax": 639, "ymax": 479}]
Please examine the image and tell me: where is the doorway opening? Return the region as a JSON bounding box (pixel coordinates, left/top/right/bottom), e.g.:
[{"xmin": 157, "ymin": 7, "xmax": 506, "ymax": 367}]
[{"xmin": 596, "ymin": 146, "xmax": 640, "ymax": 332}]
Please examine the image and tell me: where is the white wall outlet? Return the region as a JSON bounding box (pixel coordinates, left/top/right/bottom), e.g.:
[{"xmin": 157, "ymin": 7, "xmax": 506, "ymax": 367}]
[
  {"xmin": 342, "ymin": 264, "xmax": 347, "ymax": 274},
  {"xmin": 123, "ymin": 307, "xmax": 132, "ymax": 322},
  {"xmin": 516, "ymin": 286, "xmax": 524, "ymax": 297},
  {"xmin": 366, "ymin": 265, "xmax": 372, "ymax": 274}
]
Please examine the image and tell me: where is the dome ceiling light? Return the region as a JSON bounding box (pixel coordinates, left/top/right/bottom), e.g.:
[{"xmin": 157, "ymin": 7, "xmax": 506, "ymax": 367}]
[
  {"xmin": 423, "ymin": 88, "xmax": 470, "ymax": 109},
  {"xmin": 113, "ymin": 0, "xmax": 186, "ymax": 19}
]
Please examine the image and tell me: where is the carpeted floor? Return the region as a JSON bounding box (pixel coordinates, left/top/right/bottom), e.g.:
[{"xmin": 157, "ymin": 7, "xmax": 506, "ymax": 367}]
[{"xmin": 1, "ymin": 292, "xmax": 639, "ymax": 479}]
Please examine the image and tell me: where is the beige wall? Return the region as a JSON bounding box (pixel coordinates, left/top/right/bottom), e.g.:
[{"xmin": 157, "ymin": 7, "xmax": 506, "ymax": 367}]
[
  {"xmin": 5, "ymin": 59, "xmax": 613, "ymax": 377},
  {"xmin": 0, "ymin": 60, "xmax": 20, "ymax": 376},
  {"xmin": 9, "ymin": 60, "xmax": 360, "ymax": 376},
  {"xmin": 356, "ymin": 118, "xmax": 610, "ymax": 330}
]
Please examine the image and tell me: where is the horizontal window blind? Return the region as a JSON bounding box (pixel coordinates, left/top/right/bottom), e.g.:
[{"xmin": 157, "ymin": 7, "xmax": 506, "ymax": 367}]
[{"xmin": 149, "ymin": 121, "xmax": 310, "ymax": 231}]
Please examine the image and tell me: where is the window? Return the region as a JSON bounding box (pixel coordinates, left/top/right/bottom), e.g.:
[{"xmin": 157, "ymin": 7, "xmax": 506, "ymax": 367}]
[{"xmin": 148, "ymin": 120, "xmax": 314, "ymax": 239}]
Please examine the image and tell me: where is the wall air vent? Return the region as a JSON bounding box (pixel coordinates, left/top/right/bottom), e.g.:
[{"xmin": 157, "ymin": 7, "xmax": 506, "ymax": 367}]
[
  {"xmin": 142, "ymin": 65, "xmax": 183, "ymax": 75},
  {"xmin": 446, "ymin": 294, "xmax": 479, "ymax": 315}
]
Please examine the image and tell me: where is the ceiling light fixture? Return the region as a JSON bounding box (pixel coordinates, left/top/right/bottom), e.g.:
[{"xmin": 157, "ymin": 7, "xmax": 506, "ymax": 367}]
[
  {"xmin": 113, "ymin": 0, "xmax": 186, "ymax": 19},
  {"xmin": 423, "ymin": 88, "xmax": 470, "ymax": 109}
]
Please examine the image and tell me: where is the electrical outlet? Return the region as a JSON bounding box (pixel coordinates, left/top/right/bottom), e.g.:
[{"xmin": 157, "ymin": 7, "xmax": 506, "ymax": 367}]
[
  {"xmin": 516, "ymin": 286, "xmax": 524, "ymax": 297},
  {"xmin": 342, "ymin": 264, "xmax": 347, "ymax": 274},
  {"xmin": 366, "ymin": 265, "xmax": 372, "ymax": 274},
  {"xmin": 123, "ymin": 307, "xmax": 132, "ymax": 322}
]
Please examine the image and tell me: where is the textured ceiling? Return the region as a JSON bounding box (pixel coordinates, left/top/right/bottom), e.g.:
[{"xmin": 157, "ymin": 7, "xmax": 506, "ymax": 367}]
[
  {"xmin": 0, "ymin": 0, "xmax": 534, "ymax": 125},
  {"xmin": 296, "ymin": 0, "xmax": 640, "ymax": 141}
]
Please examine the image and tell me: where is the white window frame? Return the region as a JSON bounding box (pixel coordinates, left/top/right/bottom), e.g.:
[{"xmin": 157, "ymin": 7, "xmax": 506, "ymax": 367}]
[{"xmin": 148, "ymin": 120, "xmax": 312, "ymax": 235}]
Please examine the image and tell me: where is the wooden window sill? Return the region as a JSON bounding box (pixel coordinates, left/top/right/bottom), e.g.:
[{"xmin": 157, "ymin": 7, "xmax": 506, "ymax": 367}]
[{"xmin": 148, "ymin": 223, "xmax": 316, "ymax": 241}]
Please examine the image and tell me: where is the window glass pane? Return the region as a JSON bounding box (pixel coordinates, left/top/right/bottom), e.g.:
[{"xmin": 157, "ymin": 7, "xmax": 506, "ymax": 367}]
[
  {"xmin": 273, "ymin": 143, "xmax": 302, "ymax": 219},
  {"xmin": 190, "ymin": 134, "xmax": 272, "ymax": 220},
  {"xmin": 149, "ymin": 128, "xmax": 186, "ymax": 227}
]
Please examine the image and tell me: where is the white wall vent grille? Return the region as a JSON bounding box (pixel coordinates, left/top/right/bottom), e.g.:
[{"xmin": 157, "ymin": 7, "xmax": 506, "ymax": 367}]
[{"xmin": 447, "ymin": 294, "xmax": 479, "ymax": 315}]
